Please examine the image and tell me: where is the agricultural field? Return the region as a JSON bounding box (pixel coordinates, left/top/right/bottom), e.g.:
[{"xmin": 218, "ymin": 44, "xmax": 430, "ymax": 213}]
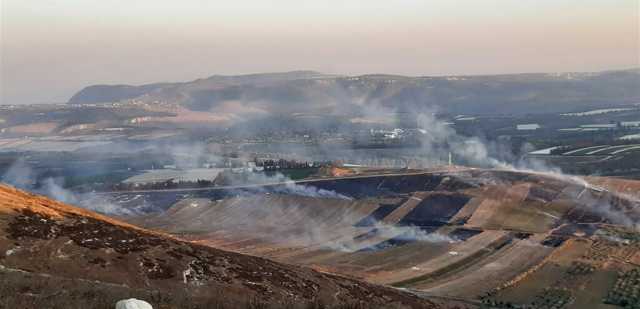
[
  {"xmin": 117, "ymin": 169, "xmax": 640, "ymax": 307},
  {"xmin": 482, "ymin": 225, "xmax": 640, "ymax": 309},
  {"xmin": 605, "ymin": 268, "xmax": 640, "ymax": 308}
]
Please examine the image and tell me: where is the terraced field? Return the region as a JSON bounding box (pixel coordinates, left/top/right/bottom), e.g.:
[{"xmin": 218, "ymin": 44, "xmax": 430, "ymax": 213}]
[{"xmin": 128, "ymin": 169, "xmax": 640, "ymax": 307}]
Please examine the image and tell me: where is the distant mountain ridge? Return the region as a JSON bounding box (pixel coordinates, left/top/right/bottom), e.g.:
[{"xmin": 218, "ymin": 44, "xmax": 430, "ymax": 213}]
[{"xmin": 69, "ymin": 69, "xmax": 640, "ymax": 115}]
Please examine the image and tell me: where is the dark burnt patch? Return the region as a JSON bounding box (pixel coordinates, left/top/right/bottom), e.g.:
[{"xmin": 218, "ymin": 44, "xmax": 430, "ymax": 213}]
[
  {"xmin": 6, "ymin": 209, "xmax": 166, "ymax": 254},
  {"xmin": 354, "ymin": 201, "xmax": 405, "ymax": 227},
  {"xmin": 288, "ymin": 173, "xmax": 446, "ymax": 198},
  {"xmin": 541, "ymin": 235, "xmax": 568, "ymax": 247},
  {"xmin": 7, "ymin": 209, "xmax": 60, "ymax": 240},
  {"xmin": 397, "ymin": 192, "xmax": 470, "ymax": 227},
  {"xmin": 450, "ymin": 227, "xmax": 483, "ymax": 241},
  {"xmin": 513, "ymin": 232, "xmax": 533, "ymax": 240}
]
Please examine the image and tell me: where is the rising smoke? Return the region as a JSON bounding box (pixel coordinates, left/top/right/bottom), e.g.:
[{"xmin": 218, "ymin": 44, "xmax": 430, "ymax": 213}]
[
  {"xmin": 1, "ymin": 159, "xmax": 135, "ymax": 215},
  {"xmin": 226, "ymin": 171, "xmax": 353, "ymax": 200},
  {"xmin": 2, "ymin": 99, "xmax": 639, "ymax": 240},
  {"xmin": 369, "ymin": 104, "xmax": 640, "ymax": 230},
  {"xmin": 162, "ymin": 169, "xmax": 458, "ymax": 250}
]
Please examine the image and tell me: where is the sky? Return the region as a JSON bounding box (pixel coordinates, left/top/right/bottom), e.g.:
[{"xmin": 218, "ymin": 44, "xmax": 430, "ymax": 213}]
[{"xmin": 1, "ymin": 0, "xmax": 639, "ymax": 105}]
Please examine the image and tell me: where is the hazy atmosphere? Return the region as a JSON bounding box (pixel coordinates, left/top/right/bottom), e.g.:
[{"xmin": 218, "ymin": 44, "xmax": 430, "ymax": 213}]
[
  {"xmin": 3, "ymin": 1, "xmax": 640, "ymax": 308},
  {"xmin": 2, "ymin": 0, "xmax": 638, "ymax": 104}
]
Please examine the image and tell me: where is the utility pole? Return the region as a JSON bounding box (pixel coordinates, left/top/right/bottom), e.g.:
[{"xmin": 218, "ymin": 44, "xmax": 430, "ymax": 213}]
[{"xmin": 448, "ymin": 152, "xmax": 453, "ymax": 167}]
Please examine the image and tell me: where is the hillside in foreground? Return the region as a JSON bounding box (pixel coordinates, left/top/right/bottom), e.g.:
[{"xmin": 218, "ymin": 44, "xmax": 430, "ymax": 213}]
[{"xmin": 0, "ymin": 183, "xmax": 456, "ymax": 309}]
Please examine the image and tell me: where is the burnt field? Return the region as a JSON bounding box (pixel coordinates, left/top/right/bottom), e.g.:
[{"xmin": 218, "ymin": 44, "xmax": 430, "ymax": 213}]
[
  {"xmin": 100, "ymin": 171, "xmax": 472, "ymax": 213},
  {"xmin": 118, "ymin": 168, "xmax": 640, "ymax": 307}
]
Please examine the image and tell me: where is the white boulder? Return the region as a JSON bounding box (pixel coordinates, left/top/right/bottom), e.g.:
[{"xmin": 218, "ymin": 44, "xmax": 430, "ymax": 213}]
[{"xmin": 115, "ymin": 298, "xmax": 153, "ymax": 309}]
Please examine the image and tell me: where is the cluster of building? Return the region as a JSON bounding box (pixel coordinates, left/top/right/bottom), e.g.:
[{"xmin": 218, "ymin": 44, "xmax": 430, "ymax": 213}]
[{"xmin": 352, "ymin": 128, "xmax": 426, "ymax": 148}]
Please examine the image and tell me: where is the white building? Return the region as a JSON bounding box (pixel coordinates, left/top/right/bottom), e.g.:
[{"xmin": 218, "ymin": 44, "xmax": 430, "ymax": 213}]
[{"xmin": 517, "ymin": 124, "xmax": 540, "ymax": 131}]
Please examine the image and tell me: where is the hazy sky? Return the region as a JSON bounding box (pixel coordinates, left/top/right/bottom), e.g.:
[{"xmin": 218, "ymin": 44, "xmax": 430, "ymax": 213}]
[{"xmin": 1, "ymin": 0, "xmax": 639, "ymax": 104}]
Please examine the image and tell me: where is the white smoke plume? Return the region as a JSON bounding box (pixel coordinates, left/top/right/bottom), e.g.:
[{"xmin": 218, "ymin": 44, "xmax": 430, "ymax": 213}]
[
  {"xmin": 160, "ymin": 170, "xmax": 457, "ymax": 251},
  {"xmin": 146, "ymin": 102, "xmax": 640, "ymax": 243},
  {"xmin": 323, "ymin": 223, "xmax": 458, "ymax": 253},
  {"xmin": 351, "ymin": 103, "xmax": 640, "ymax": 231},
  {"xmin": 226, "ymin": 171, "xmax": 352, "ymax": 200},
  {"xmin": 1, "ymin": 160, "xmax": 135, "ymax": 216},
  {"xmin": 1, "ymin": 158, "xmax": 36, "ymax": 188},
  {"xmin": 179, "ymin": 193, "xmax": 456, "ymax": 253},
  {"xmin": 488, "ymin": 166, "xmax": 640, "ymax": 230}
]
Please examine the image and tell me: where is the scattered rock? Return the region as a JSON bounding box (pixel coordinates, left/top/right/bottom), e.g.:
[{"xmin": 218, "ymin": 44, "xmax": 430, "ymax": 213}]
[{"xmin": 115, "ymin": 298, "xmax": 153, "ymax": 309}]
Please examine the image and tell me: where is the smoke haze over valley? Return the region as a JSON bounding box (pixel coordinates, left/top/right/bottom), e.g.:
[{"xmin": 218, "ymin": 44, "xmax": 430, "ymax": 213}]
[{"xmin": 2, "ymin": 1, "xmax": 640, "ymax": 308}]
